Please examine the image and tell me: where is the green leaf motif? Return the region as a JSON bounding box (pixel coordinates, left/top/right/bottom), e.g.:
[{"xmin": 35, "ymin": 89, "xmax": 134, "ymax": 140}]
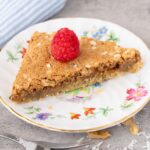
[
  {"xmin": 32, "ymin": 117, "xmax": 36, "ymax": 120},
  {"xmin": 34, "ymin": 108, "xmax": 41, "ymax": 112},
  {"xmin": 82, "ymin": 87, "xmax": 91, "ymax": 94},
  {"xmin": 56, "ymin": 115, "xmax": 66, "ymax": 118},
  {"xmin": 121, "ymin": 102, "xmax": 133, "ymax": 109},
  {"xmin": 6, "ymin": 51, "xmax": 18, "ymax": 62},
  {"xmin": 82, "ymin": 96, "xmax": 91, "ymax": 100},
  {"xmin": 99, "ymin": 107, "xmax": 113, "ymax": 116},
  {"xmin": 26, "ymin": 111, "xmax": 34, "ymax": 114},
  {"xmin": 24, "ymin": 106, "xmax": 33, "ymax": 110},
  {"xmin": 107, "ymin": 32, "xmax": 119, "ymax": 42},
  {"xmin": 6, "ymin": 43, "xmax": 23, "ymax": 63},
  {"xmin": 24, "ymin": 106, "xmax": 42, "ymax": 115},
  {"xmin": 136, "ymin": 82, "xmax": 141, "ymax": 87},
  {"xmin": 83, "ymin": 31, "xmax": 88, "ymax": 36},
  {"xmin": 16, "ymin": 44, "xmax": 22, "ymax": 51},
  {"xmin": 49, "ymin": 117, "xmax": 55, "ymax": 119},
  {"xmin": 48, "ymin": 114, "xmax": 66, "ymax": 119},
  {"xmin": 66, "ymin": 88, "xmax": 80, "ymax": 95}
]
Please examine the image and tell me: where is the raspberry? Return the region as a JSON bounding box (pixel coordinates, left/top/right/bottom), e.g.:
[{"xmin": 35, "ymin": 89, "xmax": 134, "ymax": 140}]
[{"xmin": 51, "ymin": 28, "xmax": 80, "ymax": 62}]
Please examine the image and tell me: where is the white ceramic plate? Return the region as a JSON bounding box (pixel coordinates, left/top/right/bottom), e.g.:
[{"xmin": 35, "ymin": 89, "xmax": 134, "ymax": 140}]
[{"xmin": 0, "ymin": 18, "xmax": 150, "ymax": 132}]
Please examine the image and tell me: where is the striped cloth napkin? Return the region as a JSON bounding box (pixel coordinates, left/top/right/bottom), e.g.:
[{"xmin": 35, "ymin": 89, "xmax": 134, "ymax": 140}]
[{"xmin": 0, "ymin": 0, "xmax": 66, "ymax": 47}]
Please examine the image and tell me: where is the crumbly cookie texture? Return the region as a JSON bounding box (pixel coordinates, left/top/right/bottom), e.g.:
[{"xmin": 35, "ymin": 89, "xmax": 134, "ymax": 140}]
[{"xmin": 11, "ymin": 32, "xmax": 142, "ymax": 102}]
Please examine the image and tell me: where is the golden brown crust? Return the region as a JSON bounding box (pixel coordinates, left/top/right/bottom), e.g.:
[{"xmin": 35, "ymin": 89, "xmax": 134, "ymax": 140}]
[{"xmin": 11, "ymin": 32, "xmax": 142, "ymax": 102}]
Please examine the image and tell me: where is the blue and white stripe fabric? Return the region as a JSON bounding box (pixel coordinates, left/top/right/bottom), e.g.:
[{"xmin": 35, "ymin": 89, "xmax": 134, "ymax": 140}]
[{"xmin": 0, "ymin": 0, "xmax": 66, "ymax": 47}]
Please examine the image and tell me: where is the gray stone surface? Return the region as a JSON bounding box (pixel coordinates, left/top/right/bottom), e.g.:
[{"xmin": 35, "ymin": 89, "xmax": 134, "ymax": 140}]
[{"xmin": 0, "ymin": 0, "xmax": 150, "ymax": 149}]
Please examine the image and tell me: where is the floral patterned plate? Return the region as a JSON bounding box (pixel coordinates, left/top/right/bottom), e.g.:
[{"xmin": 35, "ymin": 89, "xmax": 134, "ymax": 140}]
[{"xmin": 0, "ymin": 18, "xmax": 150, "ymax": 132}]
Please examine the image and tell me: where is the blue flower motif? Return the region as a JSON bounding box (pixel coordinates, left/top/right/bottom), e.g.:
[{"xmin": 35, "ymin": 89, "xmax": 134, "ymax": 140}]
[
  {"xmin": 93, "ymin": 82, "xmax": 101, "ymax": 87},
  {"xmin": 99, "ymin": 26, "xmax": 108, "ymax": 34},
  {"xmin": 92, "ymin": 26, "xmax": 108, "ymax": 40},
  {"xmin": 36, "ymin": 113, "xmax": 50, "ymax": 120}
]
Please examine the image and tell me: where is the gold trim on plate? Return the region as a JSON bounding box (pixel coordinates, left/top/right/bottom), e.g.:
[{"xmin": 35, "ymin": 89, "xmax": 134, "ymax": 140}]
[{"xmin": 0, "ymin": 96, "xmax": 149, "ymax": 133}]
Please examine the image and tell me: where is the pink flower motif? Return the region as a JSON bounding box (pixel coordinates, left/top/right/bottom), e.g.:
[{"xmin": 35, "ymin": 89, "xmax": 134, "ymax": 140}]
[{"xmin": 126, "ymin": 86, "xmax": 148, "ymax": 101}]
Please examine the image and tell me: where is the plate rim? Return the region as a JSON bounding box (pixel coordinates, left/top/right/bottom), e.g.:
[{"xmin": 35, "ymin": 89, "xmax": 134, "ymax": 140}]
[
  {"xmin": 0, "ymin": 96, "xmax": 149, "ymax": 132},
  {"xmin": 0, "ymin": 17, "xmax": 150, "ymax": 133}
]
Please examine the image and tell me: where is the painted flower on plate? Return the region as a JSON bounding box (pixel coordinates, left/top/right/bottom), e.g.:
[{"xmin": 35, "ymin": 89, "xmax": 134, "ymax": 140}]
[
  {"xmin": 126, "ymin": 86, "xmax": 148, "ymax": 101},
  {"xmin": 84, "ymin": 107, "xmax": 96, "ymax": 116},
  {"xmin": 92, "ymin": 82, "xmax": 101, "ymax": 87},
  {"xmin": 70, "ymin": 113, "xmax": 81, "ymax": 119},
  {"xmin": 92, "ymin": 26, "xmax": 108, "ymax": 40},
  {"xmin": 36, "ymin": 113, "xmax": 50, "ymax": 120}
]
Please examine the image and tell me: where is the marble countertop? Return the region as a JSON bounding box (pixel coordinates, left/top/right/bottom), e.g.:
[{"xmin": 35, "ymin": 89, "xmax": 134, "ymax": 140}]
[{"xmin": 0, "ymin": 0, "xmax": 150, "ymax": 149}]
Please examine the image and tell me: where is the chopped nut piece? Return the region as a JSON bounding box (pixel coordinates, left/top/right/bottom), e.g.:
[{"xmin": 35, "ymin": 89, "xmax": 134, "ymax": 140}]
[
  {"xmin": 27, "ymin": 77, "xmax": 31, "ymax": 82},
  {"xmin": 92, "ymin": 46, "xmax": 97, "ymax": 50},
  {"xmin": 46, "ymin": 63, "xmax": 51, "ymax": 69},
  {"xmin": 23, "ymin": 74, "xmax": 28, "ymax": 79},
  {"xmin": 85, "ymin": 64, "xmax": 91, "ymax": 68},
  {"xmin": 88, "ymin": 130, "xmax": 111, "ymax": 139},
  {"xmin": 90, "ymin": 40, "xmax": 97, "ymax": 46},
  {"xmin": 101, "ymin": 51, "xmax": 108, "ymax": 55},
  {"xmin": 114, "ymin": 54, "xmax": 121, "ymax": 58},
  {"xmin": 37, "ymin": 42, "xmax": 41, "ymax": 46},
  {"xmin": 70, "ymin": 63, "xmax": 78, "ymax": 68},
  {"xmin": 122, "ymin": 118, "xmax": 139, "ymax": 135}
]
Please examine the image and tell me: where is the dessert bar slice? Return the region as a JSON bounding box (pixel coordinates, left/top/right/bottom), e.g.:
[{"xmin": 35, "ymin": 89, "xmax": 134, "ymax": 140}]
[{"xmin": 11, "ymin": 32, "xmax": 142, "ymax": 102}]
